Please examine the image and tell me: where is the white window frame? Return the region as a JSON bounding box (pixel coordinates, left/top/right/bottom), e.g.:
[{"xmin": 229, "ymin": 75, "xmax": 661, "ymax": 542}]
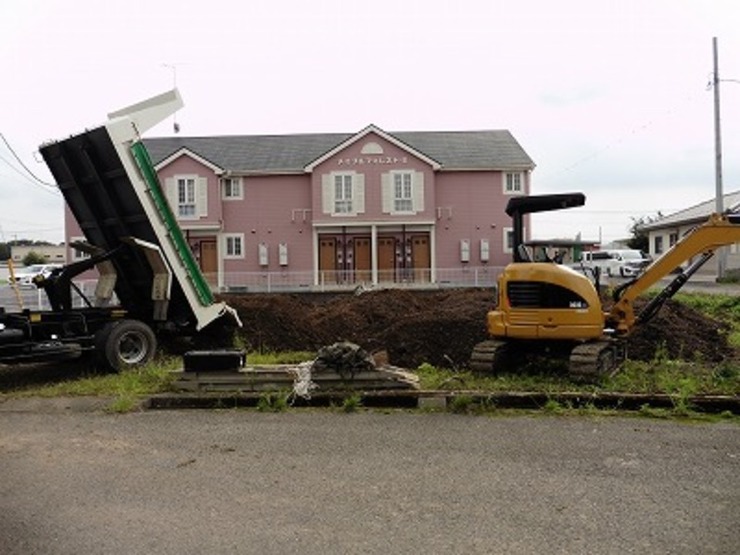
[
  {"xmin": 503, "ymin": 172, "xmax": 524, "ymax": 195},
  {"xmin": 503, "ymin": 227, "xmax": 515, "ymax": 254},
  {"xmin": 334, "ymin": 174, "xmax": 354, "ymax": 214},
  {"xmin": 654, "ymin": 235, "xmax": 664, "ymax": 255},
  {"xmin": 220, "ymin": 177, "xmax": 243, "ymax": 200},
  {"xmin": 502, "ymin": 226, "xmax": 527, "ymax": 255},
  {"xmin": 177, "ymin": 175, "xmax": 197, "ymax": 219},
  {"xmin": 224, "ymin": 233, "xmax": 244, "ymax": 259},
  {"xmin": 393, "ymin": 171, "xmax": 414, "ymax": 213},
  {"xmin": 322, "ymin": 171, "xmax": 364, "ymax": 216},
  {"xmin": 383, "ymin": 170, "xmax": 424, "ymax": 215}
]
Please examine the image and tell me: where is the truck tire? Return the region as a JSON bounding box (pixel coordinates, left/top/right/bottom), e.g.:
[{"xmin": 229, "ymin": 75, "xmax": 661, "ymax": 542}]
[{"xmin": 95, "ymin": 319, "xmax": 157, "ymax": 372}]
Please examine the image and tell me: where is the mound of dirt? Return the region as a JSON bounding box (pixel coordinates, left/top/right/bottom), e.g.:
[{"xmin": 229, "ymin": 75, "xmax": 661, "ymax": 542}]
[
  {"xmin": 628, "ymin": 298, "xmax": 733, "ymax": 363},
  {"xmin": 218, "ymin": 289, "xmax": 735, "ymax": 369}
]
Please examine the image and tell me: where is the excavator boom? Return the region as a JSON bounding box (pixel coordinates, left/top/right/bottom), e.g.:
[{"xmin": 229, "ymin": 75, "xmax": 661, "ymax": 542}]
[{"xmin": 609, "ymin": 212, "xmax": 740, "ymax": 333}]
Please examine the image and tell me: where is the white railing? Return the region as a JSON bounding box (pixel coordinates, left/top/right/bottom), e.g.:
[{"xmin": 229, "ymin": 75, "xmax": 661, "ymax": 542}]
[
  {"xmin": 4, "ymin": 268, "xmax": 502, "ymax": 312},
  {"xmin": 218, "ymin": 266, "xmax": 504, "ymax": 293},
  {"xmin": 4, "ymin": 280, "xmax": 110, "ymax": 311}
]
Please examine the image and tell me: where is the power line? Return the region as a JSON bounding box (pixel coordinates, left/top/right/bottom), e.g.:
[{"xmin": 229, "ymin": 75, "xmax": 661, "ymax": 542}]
[
  {"xmin": 535, "ymin": 88, "xmax": 703, "ymax": 184},
  {"xmin": 0, "ymin": 152, "xmax": 59, "ymax": 196},
  {"xmin": 0, "ymin": 132, "xmax": 59, "ymax": 191}
]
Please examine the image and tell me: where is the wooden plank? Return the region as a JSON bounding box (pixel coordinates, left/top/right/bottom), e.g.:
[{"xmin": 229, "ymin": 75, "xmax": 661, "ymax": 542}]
[
  {"xmin": 174, "ymin": 380, "xmax": 418, "ymax": 392},
  {"xmin": 172, "ymin": 363, "xmax": 420, "ymax": 393}
]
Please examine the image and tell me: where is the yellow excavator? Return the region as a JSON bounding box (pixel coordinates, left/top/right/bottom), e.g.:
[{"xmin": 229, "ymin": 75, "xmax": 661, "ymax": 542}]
[{"xmin": 470, "ymin": 192, "xmax": 740, "ymax": 380}]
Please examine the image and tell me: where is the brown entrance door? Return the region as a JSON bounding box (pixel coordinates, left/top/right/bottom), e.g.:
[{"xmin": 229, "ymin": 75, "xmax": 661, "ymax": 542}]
[
  {"xmin": 319, "ymin": 237, "xmax": 337, "ymax": 283},
  {"xmin": 377, "ymin": 237, "xmax": 396, "ymax": 282},
  {"xmin": 411, "ymin": 235, "xmax": 430, "ymax": 282},
  {"xmin": 354, "ymin": 237, "xmax": 371, "ymax": 283},
  {"xmin": 200, "ymin": 241, "xmax": 218, "ymax": 286}
]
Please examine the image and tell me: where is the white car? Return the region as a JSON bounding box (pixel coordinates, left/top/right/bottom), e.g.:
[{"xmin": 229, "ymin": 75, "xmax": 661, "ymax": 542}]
[
  {"xmin": 575, "ymin": 250, "xmax": 650, "ymax": 278},
  {"xmin": 8, "ymin": 264, "xmax": 63, "ymax": 286},
  {"xmin": 614, "ymin": 250, "xmax": 652, "ymax": 277}
]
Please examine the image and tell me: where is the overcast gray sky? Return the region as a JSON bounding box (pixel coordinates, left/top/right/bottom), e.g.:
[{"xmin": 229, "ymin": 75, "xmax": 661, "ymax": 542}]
[{"xmin": 1, "ymin": 0, "xmax": 738, "ymax": 245}]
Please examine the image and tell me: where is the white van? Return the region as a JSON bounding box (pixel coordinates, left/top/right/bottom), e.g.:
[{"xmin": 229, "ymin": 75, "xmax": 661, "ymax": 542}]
[{"xmin": 577, "ymin": 250, "xmax": 650, "ymax": 277}]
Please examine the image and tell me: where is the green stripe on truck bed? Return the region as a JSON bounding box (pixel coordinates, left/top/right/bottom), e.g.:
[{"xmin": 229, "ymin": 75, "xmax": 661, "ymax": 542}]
[{"xmin": 130, "ymin": 141, "xmax": 215, "ymax": 306}]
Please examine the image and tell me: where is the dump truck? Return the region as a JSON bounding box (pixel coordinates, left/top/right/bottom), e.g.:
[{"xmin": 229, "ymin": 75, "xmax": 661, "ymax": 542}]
[
  {"xmin": 470, "ymin": 192, "xmax": 740, "ymax": 380},
  {"xmin": 0, "ymin": 89, "xmax": 240, "ymax": 371}
]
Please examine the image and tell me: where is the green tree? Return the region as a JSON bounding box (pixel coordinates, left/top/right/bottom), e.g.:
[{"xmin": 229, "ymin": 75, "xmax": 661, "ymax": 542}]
[
  {"xmin": 0, "ymin": 242, "xmax": 9, "ymax": 261},
  {"xmin": 627, "ymin": 213, "xmax": 662, "ymax": 252},
  {"xmin": 22, "ymin": 251, "xmax": 47, "ymax": 266}
]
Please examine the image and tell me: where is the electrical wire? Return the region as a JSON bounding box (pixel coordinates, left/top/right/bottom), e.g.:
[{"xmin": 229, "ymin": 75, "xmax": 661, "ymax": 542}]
[
  {"xmin": 535, "ymin": 88, "xmax": 703, "ymax": 185},
  {"xmin": 0, "ymin": 152, "xmax": 59, "ymax": 196},
  {"xmin": 0, "ymin": 132, "xmax": 59, "ymax": 191}
]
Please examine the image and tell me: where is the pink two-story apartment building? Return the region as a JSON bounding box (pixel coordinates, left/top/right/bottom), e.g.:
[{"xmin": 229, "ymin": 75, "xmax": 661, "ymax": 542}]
[{"xmin": 66, "ymin": 125, "xmax": 534, "ymax": 290}]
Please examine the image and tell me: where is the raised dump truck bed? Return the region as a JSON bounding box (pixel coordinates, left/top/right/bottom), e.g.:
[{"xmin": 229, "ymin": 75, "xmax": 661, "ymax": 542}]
[{"xmin": 0, "ymin": 90, "xmax": 239, "ymax": 370}]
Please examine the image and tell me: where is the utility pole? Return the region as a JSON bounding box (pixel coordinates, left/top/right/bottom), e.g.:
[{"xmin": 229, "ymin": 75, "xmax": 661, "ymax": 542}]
[{"xmin": 712, "ymin": 37, "xmax": 726, "ymax": 280}]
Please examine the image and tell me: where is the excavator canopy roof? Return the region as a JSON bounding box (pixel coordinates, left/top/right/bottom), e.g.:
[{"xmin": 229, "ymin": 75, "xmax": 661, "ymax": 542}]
[{"xmin": 505, "ymin": 193, "xmax": 585, "ymax": 217}]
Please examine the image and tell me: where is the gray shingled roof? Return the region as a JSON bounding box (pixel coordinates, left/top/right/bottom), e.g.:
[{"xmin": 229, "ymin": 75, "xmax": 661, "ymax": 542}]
[
  {"xmin": 640, "ymin": 189, "xmax": 740, "ymax": 230},
  {"xmin": 142, "ymin": 129, "xmax": 534, "ymax": 174}
]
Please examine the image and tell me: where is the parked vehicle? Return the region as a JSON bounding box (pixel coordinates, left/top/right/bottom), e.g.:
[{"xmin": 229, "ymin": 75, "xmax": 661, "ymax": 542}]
[
  {"xmin": 8, "ymin": 264, "xmax": 63, "ymax": 287},
  {"xmin": 0, "ymin": 89, "xmax": 240, "ymax": 371},
  {"xmin": 612, "ymin": 249, "xmax": 651, "ymax": 277},
  {"xmin": 470, "ymin": 192, "xmax": 740, "ymax": 380},
  {"xmin": 575, "ymin": 249, "xmax": 650, "ymax": 277}
]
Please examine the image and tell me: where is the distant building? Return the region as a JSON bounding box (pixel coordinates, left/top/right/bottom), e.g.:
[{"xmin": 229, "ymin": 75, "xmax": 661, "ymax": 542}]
[
  {"xmin": 10, "ymin": 245, "xmax": 66, "ymax": 266},
  {"xmin": 639, "ymin": 189, "xmax": 740, "ymax": 275}
]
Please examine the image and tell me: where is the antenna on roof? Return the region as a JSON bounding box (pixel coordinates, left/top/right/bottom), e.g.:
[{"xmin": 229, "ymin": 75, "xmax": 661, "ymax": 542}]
[{"xmin": 162, "ymin": 63, "xmax": 181, "ymax": 133}]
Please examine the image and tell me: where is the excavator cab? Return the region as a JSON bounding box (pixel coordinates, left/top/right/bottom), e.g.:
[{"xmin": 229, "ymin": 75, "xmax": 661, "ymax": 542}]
[{"xmin": 489, "ymin": 192, "xmax": 605, "ymax": 340}]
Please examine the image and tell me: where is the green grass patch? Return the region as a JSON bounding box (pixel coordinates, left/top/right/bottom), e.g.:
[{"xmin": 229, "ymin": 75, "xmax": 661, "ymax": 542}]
[
  {"xmin": 247, "ymin": 350, "xmax": 316, "ymax": 365},
  {"xmin": 256, "ymin": 391, "xmax": 290, "ymax": 412},
  {"xmin": 672, "ymin": 292, "xmax": 740, "ymax": 322},
  {"xmin": 415, "ymin": 362, "xmax": 587, "ymax": 394},
  {"xmin": 605, "ymin": 357, "xmax": 740, "ymax": 396},
  {"xmin": 340, "ymin": 394, "xmax": 363, "ymax": 413},
  {"xmin": 13, "ymin": 357, "xmax": 179, "ymax": 399}
]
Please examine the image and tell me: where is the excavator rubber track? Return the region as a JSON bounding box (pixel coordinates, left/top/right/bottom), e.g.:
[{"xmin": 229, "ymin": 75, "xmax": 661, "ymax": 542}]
[
  {"xmin": 471, "ymin": 337, "xmax": 626, "ymax": 382},
  {"xmin": 469, "ymin": 339, "xmax": 511, "ymax": 373},
  {"xmin": 568, "ymin": 339, "xmax": 626, "ymax": 382}
]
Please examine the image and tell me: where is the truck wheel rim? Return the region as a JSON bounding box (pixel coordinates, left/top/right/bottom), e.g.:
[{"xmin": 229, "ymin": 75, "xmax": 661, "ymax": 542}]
[{"xmin": 118, "ymin": 332, "xmax": 148, "ymax": 364}]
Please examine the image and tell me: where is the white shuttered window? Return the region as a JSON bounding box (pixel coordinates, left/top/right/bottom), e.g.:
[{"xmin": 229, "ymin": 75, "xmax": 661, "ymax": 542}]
[
  {"xmin": 178, "ymin": 177, "xmax": 196, "ymax": 217},
  {"xmin": 382, "ymin": 170, "xmax": 424, "ymax": 214},
  {"xmin": 334, "ymin": 174, "xmax": 353, "ymax": 213},
  {"xmin": 321, "ymin": 171, "xmax": 365, "ymax": 216},
  {"xmin": 166, "ymin": 175, "xmax": 208, "ymax": 219}
]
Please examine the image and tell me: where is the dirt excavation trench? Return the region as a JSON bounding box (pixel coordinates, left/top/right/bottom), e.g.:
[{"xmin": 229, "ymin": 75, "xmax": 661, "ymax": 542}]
[{"xmin": 219, "ymin": 289, "xmax": 735, "ymax": 370}]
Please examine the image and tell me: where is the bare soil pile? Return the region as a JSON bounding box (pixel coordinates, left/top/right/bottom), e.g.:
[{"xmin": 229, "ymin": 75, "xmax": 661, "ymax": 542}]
[
  {"xmin": 628, "ymin": 298, "xmax": 732, "ymax": 363},
  {"xmin": 219, "ymin": 289, "xmax": 734, "ymax": 369}
]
